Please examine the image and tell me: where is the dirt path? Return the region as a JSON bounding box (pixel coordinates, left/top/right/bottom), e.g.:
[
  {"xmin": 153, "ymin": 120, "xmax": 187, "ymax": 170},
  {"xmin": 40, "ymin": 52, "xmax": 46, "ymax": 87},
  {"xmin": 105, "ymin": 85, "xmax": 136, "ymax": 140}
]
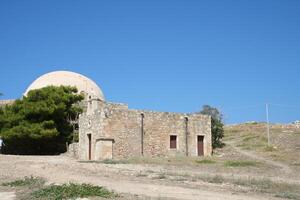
[
  {"xmin": 226, "ymin": 141, "xmax": 292, "ymax": 174},
  {"xmin": 0, "ymin": 192, "xmax": 16, "ymax": 200},
  {"xmin": 0, "ymin": 155, "xmax": 274, "ymax": 200}
]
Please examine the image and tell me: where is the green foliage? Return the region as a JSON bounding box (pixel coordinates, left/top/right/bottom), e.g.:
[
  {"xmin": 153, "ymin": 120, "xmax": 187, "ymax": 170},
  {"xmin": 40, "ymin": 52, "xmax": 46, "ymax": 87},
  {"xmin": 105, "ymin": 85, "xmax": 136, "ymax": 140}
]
[
  {"xmin": 195, "ymin": 159, "xmax": 216, "ymax": 164},
  {"xmin": 0, "ymin": 86, "xmax": 84, "ymax": 155},
  {"xmin": 32, "ymin": 183, "xmax": 116, "ymax": 199},
  {"xmin": 199, "ymin": 105, "xmax": 225, "ymax": 149},
  {"xmin": 2, "ymin": 176, "xmax": 45, "ymax": 188}
]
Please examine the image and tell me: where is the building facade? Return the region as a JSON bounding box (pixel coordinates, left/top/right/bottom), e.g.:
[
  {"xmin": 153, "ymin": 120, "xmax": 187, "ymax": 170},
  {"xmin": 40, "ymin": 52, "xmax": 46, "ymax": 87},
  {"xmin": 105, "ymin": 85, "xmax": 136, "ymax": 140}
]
[{"xmin": 78, "ymin": 99, "xmax": 212, "ymax": 160}]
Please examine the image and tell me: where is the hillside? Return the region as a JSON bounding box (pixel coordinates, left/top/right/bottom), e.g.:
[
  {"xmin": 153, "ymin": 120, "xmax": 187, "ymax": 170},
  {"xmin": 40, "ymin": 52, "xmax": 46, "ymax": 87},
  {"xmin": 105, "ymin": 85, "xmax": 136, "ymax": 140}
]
[{"xmin": 224, "ymin": 123, "xmax": 300, "ymax": 169}]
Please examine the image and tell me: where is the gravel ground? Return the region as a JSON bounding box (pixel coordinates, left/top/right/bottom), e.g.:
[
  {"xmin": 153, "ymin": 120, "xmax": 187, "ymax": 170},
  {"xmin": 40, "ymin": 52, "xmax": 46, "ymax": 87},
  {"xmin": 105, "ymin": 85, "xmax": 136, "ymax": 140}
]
[
  {"xmin": 0, "ymin": 192, "xmax": 16, "ymax": 200},
  {"xmin": 0, "ymin": 155, "xmax": 286, "ymax": 200}
]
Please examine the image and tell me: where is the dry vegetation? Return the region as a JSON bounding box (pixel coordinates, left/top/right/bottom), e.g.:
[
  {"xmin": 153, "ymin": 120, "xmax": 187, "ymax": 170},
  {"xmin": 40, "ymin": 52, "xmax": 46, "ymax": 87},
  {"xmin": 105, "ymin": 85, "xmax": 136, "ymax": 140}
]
[{"xmin": 224, "ymin": 123, "xmax": 300, "ymax": 168}]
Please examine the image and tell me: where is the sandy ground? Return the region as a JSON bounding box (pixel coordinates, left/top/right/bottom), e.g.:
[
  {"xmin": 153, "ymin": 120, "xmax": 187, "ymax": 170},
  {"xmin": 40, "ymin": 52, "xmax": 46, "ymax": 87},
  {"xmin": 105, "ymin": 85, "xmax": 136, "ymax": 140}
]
[
  {"xmin": 0, "ymin": 192, "xmax": 16, "ymax": 200},
  {"xmin": 0, "ymin": 155, "xmax": 286, "ymax": 200}
]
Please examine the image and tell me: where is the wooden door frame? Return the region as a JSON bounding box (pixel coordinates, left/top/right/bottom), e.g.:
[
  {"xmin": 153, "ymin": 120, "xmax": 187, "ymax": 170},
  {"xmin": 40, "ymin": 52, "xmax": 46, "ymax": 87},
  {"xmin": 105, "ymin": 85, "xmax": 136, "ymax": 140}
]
[
  {"xmin": 87, "ymin": 133, "xmax": 92, "ymax": 160},
  {"xmin": 196, "ymin": 135, "xmax": 205, "ymax": 156}
]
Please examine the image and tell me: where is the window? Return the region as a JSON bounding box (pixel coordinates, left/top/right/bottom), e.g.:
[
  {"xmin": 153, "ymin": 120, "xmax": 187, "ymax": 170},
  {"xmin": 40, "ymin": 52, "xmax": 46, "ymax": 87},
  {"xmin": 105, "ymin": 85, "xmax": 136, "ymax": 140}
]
[{"xmin": 170, "ymin": 135, "xmax": 177, "ymax": 149}]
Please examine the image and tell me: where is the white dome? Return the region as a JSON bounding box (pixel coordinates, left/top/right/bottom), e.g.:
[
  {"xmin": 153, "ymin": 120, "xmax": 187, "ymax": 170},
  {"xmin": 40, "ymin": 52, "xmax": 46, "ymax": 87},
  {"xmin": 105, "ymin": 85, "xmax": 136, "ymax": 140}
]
[{"xmin": 24, "ymin": 71, "xmax": 105, "ymax": 101}]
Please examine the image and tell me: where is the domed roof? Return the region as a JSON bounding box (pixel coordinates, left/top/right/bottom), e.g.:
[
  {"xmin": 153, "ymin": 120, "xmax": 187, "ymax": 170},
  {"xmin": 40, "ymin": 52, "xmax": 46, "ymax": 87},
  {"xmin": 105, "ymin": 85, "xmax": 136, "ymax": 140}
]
[{"xmin": 24, "ymin": 71, "xmax": 105, "ymax": 101}]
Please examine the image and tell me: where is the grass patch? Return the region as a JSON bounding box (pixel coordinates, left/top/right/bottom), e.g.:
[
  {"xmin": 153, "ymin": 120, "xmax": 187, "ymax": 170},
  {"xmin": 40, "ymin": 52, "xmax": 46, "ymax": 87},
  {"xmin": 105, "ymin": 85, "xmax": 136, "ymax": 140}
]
[
  {"xmin": 224, "ymin": 160, "xmax": 259, "ymax": 167},
  {"xmin": 195, "ymin": 159, "xmax": 216, "ymax": 164},
  {"xmin": 196, "ymin": 175, "xmax": 300, "ymax": 198},
  {"xmin": 2, "ymin": 176, "xmax": 45, "ymax": 188},
  {"xmin": 32, "ymin": 183, "xmax": 116, "ymax": 200},
  {"xmin": 275, "ymin": 192, "xmax": 300, "ymax": 200}
]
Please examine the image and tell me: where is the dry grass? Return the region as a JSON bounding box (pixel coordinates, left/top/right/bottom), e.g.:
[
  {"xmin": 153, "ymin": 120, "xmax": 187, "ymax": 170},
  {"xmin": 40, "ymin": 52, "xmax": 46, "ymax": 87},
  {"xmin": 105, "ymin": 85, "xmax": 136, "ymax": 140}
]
[
  {"xmin": 2, "ymin": 176, "xmax": 45, "ymax": 188},
  {"xmin": 169, "ymin": 173, "xmax": 300, "ymax": 199},
  {"xmin": 224, "ymin": 123, "xmax": 300, "ymax": 166},
  {"xmin": 224, "ymin": 160, "xmax": 260, "ymax": 167}
]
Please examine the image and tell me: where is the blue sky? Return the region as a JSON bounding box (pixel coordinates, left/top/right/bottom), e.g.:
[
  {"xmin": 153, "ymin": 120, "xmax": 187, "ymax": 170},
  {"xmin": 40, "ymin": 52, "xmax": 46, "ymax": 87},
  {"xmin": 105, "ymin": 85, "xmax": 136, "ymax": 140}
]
[{"xmin": 1, "ymin": 0, "xmax": 300, "ymax": 124}]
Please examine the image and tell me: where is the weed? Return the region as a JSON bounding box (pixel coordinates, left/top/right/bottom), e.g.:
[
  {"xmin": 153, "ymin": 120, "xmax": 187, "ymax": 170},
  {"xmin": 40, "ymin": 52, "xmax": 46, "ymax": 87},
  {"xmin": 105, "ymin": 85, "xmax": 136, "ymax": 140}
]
[
  {"xmin": 2, "ymin": 176, "xmax": 45, "ymax": 188},
  {"xmin": 32, "ymin": 183, "xmax": 116, "ymax": 199},
  {"xmin": 195, "ymin": 159, "xmax": 216, "ymax": 164},
  {"xmin": 275, "ymin": 192, "xmax": 300, "ymax": 200},
  {"xmin": 224, "ymin": 160, "xmax": 259, "ymax": 167}
]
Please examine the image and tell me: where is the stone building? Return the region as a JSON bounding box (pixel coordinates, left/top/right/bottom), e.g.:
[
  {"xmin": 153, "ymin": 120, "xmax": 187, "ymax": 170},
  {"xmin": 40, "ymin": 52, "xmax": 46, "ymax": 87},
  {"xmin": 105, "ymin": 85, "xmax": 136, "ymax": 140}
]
[
  {"xmin": 0, "ymin": 99, "xmax": 15, "ymax": 107},
  {"xmin": 79, "ymin": 101, "xmax": 212, "ymax": 160},
  {"xmin": 1, "ymin": 71, "xmax": 212, "ymax": 160}
]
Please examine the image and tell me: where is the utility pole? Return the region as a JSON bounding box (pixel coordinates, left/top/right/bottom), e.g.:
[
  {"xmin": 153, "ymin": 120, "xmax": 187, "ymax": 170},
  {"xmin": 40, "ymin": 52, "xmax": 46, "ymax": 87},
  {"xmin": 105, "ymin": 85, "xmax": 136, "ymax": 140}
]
[{"xmin": 266, "ymin": 103, "xmax": 270, "ymax": 146}]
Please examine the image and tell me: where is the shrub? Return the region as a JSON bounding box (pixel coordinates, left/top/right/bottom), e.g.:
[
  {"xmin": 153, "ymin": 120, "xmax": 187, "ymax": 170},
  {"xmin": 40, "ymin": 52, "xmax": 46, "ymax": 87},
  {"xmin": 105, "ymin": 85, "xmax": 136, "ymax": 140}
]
[{"xmin": 32, "ymin": 183, "xmax": 116, "ymax": 199}]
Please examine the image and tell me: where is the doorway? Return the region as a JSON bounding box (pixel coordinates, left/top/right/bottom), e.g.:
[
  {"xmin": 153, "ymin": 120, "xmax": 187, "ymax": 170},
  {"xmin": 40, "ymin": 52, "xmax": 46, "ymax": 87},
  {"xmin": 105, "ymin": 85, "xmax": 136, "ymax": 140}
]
[
  {"xmin": 87, "ymin": 134, "xmax": 92, "ymax": 160},
  {"xmin": 197, "ymin": 135, "xmax": 204, "ymax": 156},
  {"xmin": 95, "ymin": 139, "xmax": 113, "ymax": 160}
]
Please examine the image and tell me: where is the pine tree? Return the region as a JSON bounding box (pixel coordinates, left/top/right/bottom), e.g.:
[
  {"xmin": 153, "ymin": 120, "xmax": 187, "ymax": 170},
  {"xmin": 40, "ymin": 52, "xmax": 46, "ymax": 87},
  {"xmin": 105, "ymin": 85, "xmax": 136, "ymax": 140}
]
[{"xmin": 0, "ymin": 86, "xmax": 84, "ymax": 155}]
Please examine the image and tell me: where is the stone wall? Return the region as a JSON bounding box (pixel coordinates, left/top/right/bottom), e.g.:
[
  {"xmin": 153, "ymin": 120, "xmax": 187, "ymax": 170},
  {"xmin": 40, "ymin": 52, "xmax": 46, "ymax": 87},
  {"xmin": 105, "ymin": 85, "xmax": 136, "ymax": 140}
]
[
  {"xmin": 79, "ymin": 101, "xmax": 212, "ymax": 160},
  {"xmin": 0, "ymin": 99, "xmax": 15, "ymax": 107},
  {"xmin": 66, "ymin": 143, "xmax": 79, "ymax": 158}
]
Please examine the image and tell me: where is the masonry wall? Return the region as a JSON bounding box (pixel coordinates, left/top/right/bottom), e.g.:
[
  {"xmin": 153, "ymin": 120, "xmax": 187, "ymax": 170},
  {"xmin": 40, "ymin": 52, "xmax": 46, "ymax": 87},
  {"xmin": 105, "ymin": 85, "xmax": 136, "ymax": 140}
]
[
  {"xmin": 0, "ymin": 99, "xmax": 15, "ymax": 107},
  {"xmin": 79, "ymin": 101, "xmax": 212, "ymax": 160}
]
